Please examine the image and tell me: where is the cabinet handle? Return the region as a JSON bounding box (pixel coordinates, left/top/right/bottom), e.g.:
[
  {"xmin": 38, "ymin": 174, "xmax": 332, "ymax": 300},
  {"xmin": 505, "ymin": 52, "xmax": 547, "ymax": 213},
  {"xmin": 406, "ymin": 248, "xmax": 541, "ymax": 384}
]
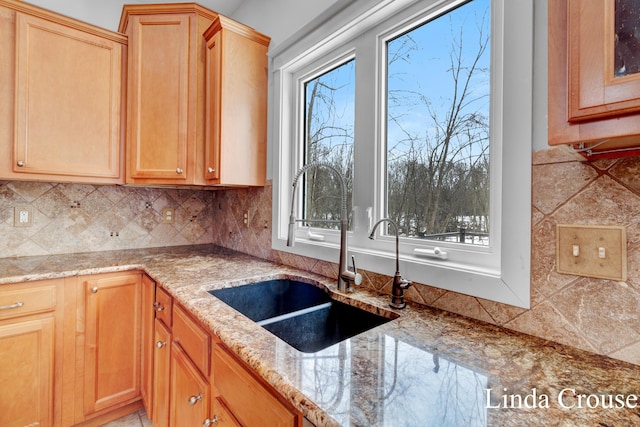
[
  {"xmin": 91, "ymin": 287, "xmax": 98, "ymax": 293},
  {"xmin": 176, "ymin": 168, "xmax": 183, "ymax": 174},
  {"xmin": 154, "ymin": 303, "xmax": 164, "ymax": 312},
  {"xmin": 16, "ymin": 160, "xmax": 24, "ymax": 167},
  {"xmin": 207, "ymin": 167, "xmax": 215, "ymax": 174},
  {"xmin": 156, "ymin": 341, "xmax": 167, "ymax": 349},
  {"xmin": 0, "ymin": 301, "xmax": 24, "ymax": 310},
  {"xmin": 188, "ymin": 393, "xmax": 202, "ymax": 405},
  {"xmin": 203, "ymin": 415, "xmax": 218, "ymax": 426}
]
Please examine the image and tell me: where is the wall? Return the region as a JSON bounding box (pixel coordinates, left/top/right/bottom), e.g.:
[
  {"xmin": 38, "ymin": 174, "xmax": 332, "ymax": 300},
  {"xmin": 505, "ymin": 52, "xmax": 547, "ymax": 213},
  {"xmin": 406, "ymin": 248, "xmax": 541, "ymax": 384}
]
[
  {"xmin": 0, "ymin": 181, "xmax": 216, "ymax": 257},
  {"xmin": 211, "ymin": 149, "xmax": 640, "ymax": 367}
]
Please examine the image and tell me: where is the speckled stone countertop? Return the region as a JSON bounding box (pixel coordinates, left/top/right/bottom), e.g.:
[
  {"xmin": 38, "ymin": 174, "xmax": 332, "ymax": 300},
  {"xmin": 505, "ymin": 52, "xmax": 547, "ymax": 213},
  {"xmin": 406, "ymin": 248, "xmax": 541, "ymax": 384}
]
[{"xmin": 2, "ymin": 244, "xmax": 640, "ymax": 426}]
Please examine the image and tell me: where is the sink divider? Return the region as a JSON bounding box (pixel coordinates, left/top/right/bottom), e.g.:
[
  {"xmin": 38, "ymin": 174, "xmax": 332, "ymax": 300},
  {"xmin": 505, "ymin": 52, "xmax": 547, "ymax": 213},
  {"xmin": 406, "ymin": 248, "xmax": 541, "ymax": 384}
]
[{"xmin": 256, "ymin": 302, "xmax": 333, "ymax": 327}]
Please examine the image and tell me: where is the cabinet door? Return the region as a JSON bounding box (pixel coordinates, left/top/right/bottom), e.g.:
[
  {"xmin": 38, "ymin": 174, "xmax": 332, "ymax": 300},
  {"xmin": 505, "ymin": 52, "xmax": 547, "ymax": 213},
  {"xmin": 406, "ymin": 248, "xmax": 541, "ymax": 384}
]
[
  {"xmin": 567, "ymin": 0, "xmax": 640, "ymax": 122},
  {"xmin": 204, "ymin": 17, "xmax": 269, "ymax": 186},
  {"xmin": 84, "ymin": 272, "xmax": 142, "ymax": 415},
  {"xmin": 153, "ymin": 319, "xmax": 172, "ymax": 427},
  {"xmin": 211, "ymin": 397, "xmax": 242, "ymax": 427},
  {"xmin": 204, "ymin": 28, "xmax": 222, "ymax": 183},
  {"xmin": 548, "ymin": 0, "xmax": 640, "ymax": 153},
  {"xmin": 125, "ymin": 13, "xmax": 191, "ymax": 183},
  {"xmin": 213, "ymin": 343, "xmax": 300, "ymax": 427},
  {"xmin": 170, "ymin": 344, "xmax": 210, "ymax": 427},
  {"xmin": 11, "ymin": 12, "xmax": 124, "ymax": 183},
  {"xmin": 141, "ymin": 274, "xmax": 156, "ymax": 419},
  {"xmin": 0, "ymin": 317, "xmax": 54, "ymax": 427}
]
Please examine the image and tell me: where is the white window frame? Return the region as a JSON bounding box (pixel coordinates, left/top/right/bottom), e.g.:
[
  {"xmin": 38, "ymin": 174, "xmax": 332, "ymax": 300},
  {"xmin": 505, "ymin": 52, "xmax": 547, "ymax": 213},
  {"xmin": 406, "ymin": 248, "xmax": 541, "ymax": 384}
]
[{"xmin": 270, "ymin": 0, "xmax": 532, "ymax": 308}]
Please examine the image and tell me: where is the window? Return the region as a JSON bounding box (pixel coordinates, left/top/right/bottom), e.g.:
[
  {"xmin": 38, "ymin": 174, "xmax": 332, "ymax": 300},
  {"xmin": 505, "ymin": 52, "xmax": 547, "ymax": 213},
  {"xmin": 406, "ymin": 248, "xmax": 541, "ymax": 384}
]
[
  {"xmin": 271, "ymin": 0, "xmax": 532, "ymax": 308},
  {"xmin": 303, "ymin": 60, "xmax": 355, "ymax": 231},
  {"xmin": 386, "ymin": 0, "xmax": 490, "ymax": 245}
]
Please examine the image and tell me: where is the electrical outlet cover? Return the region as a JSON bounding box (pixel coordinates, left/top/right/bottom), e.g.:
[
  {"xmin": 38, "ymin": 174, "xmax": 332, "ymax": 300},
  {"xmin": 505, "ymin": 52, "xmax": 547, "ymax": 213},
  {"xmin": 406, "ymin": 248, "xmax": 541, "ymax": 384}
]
[{"xmin": 14, "ymin": 206, "xmax": 33, "ymax": 227}]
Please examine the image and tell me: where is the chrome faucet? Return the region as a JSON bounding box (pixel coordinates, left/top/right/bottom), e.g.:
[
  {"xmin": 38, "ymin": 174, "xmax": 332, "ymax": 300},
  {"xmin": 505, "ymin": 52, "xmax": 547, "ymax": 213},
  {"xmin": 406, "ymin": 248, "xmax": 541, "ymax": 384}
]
[
  {"xmin": 287, "ymin": 162, "xmax": 362, "ymax": 292},
  {"xmin": 368, "ymin": 218, "xmax": 412, "ymax": 309}
]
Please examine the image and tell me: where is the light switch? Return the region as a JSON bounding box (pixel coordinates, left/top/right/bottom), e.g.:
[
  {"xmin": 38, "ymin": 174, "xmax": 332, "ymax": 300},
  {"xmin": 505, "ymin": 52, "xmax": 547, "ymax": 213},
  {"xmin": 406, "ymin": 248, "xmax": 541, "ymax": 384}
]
[{"xmin": 556, "ymin": 224, "xmax": 626, "ymax": 281}]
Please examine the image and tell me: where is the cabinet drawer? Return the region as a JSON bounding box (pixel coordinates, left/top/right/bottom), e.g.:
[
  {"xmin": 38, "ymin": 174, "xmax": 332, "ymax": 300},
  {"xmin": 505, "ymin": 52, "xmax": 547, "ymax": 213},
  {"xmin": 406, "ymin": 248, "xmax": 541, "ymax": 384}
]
[
  {"xmin": 214, "ymin": 343, "xmax": 299, "ymax": 427},
  {"xmin": 0, "ymin": 283, "xmax": 56, "ymax": 321},
  {"xmin": 172, "ymin": 304, "xmax": 210, "ymax": 376},
  {"xmin": 154, "ymin": 286, "xmax": 173, "ymax": 327}
]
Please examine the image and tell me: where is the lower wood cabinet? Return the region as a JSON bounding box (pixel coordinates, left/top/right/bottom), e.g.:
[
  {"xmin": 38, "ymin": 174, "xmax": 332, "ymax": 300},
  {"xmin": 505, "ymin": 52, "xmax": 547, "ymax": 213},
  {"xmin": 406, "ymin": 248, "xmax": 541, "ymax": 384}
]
[
  {"xmin": 213, "ymin": 341, "xmax": 301, "ymax": 427},
  {"xmin": 0, "ymin": 279, "xmax": 58, "ymax": 427},
  {"xmin": 141, "ymin": 273, "xmax": 156, "ymax": 419},
  {"xmin": 146, "ymin": 285, "xmax": 302, "ymax": 427},
  {"xmin": 0, "ymin": 273, "xmax": 303, "ymax": 427},
  {"xmin": 170, "ymin": 343, "xmax": 211, "ymax": 425},
  {"xmin": 211, "ymin": 397, "xmax": 242, "ymax": 427},
  {"xmin": 152, "ymin": 318, "xmax": 172, "ymax": 427},
  {"xmin": 83, "ymin": 272, "xmax": 142, "ymax": 415}
]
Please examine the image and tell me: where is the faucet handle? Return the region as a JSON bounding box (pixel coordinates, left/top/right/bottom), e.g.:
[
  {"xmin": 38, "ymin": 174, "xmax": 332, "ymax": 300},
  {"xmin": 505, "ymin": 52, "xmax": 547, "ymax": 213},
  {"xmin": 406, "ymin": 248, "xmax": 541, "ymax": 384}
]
[{"xmin": 351, "ymin": 256, "xmax": 363, "ymax": 286}]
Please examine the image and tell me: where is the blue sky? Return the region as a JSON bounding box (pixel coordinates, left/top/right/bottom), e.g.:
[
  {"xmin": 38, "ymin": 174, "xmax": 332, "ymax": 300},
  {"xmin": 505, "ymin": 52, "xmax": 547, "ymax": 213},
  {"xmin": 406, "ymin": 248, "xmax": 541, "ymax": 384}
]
[{"xmin": 305, "ymin": 0, "xmax": 491, "ymax": 163}]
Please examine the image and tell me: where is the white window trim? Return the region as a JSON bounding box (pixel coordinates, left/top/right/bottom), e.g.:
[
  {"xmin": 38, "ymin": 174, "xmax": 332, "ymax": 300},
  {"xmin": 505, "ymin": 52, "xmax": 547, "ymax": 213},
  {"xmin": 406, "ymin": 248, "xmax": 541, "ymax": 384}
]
[{"xmin": 270, "ymin": 0, "xmax": 532, "ymax": 308}]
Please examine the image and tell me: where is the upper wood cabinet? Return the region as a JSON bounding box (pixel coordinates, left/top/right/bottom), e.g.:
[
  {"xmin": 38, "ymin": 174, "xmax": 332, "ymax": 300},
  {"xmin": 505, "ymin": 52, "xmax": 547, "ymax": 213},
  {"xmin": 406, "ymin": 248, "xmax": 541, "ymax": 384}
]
[
  {"xmin": 549, "ymin": 0, "xmax": 640, "ymax": 158},
  {"xmin": 119, "ymin": 4, "xmax": 269, "ymax": 187},
  {"xmin": 203, "ymin": 16, "xmax": 270, "ymax": 186},
  {"xmin": 0, "ymin": 0, "xmax": 126, "ymax": 183},
  {"xmin": 120, "ymin": 4, "xmax": 216, "ymax": 186}
]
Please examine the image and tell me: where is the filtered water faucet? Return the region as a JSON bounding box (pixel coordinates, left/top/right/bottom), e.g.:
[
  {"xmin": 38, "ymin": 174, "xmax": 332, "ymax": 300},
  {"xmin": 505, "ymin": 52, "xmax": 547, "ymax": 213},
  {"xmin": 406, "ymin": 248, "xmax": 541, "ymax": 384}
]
[{"xmin": 369, "ymin": 218, "xmax": 412, "ymax": 309}]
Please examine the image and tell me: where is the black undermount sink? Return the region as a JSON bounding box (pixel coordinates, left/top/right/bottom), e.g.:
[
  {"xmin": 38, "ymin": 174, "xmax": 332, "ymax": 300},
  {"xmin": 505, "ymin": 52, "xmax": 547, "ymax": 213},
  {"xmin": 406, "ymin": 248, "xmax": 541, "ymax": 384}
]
[{"xmin": 209, "ymin": 279, "xmax": 392, "ymax": 353}]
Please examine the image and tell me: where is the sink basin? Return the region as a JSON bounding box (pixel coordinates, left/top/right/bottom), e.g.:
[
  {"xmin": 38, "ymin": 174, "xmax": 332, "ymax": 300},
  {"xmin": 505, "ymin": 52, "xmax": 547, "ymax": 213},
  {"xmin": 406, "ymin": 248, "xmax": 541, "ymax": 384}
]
[
  {"xmin": 209, "ymin": 279, "xmax": 393, "ymax": 353},
  {"xmin": 209, "ymin": 279, "xmax": 331, "ymax": 322},
  {"xmin": 260, "ymin": 299, "xmax": 390, "ymax": 353}
]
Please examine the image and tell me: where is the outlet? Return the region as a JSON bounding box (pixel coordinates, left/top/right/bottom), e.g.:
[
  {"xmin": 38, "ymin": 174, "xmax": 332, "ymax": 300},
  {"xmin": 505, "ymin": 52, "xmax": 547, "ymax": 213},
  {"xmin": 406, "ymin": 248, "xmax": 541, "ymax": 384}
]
[
  {"xmin": 162, "ymin": 208, "xmax": 175, "ymax": 224},
  {"xmin": 243, "ymin": 211, "xmax": 249, "ymax": 228},
  {"xmin": 14, "ymin": 206, "xmax": 33, "ymax": 227},
  {"xmin": 556, "ymin": 224, "xmax": 626, "ymax": 281}
]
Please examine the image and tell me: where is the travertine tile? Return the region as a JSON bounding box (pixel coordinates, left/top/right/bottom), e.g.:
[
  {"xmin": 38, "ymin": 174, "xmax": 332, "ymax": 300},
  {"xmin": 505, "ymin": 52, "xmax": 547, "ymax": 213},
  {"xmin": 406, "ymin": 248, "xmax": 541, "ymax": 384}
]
[
  {"xmin": 531, "ymin": 161, "xmax": 598, "ymax": 215},
  {"xmin": 550, "ymin": 277, "xmax": 640, "ymax": 354},
  {"xmin": 504, "ymin": 301, "xmax": 596, "ymax": 353}
]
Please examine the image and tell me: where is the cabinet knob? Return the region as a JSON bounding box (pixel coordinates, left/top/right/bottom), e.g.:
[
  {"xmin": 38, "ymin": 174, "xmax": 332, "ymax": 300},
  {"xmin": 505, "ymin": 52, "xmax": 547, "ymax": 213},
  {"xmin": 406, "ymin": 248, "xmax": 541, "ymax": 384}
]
[
  {"xmin": 176, "ymin": 168, "xmax": 183, "ymax": 174},
  {"xmin": 156, "ymin": 341, "xmax": 167, "ymax": 349},
  {"xmin": 91, "ymin": 287, "xmax": 98, "ymax": 293},
  {"xmin": 203, "ymin": 416, "xmax": 218, "ymax": 426},
  {"xmin": 207, "ymin": 167, "xmax": 215, "ymax": 174},
  {"xmin": 188, "ymin": 393, "xmax": 203, "ymax": 405},
  {"xmin": 17, "ymin": 160, "xmax": 24, "ymax": 167}
]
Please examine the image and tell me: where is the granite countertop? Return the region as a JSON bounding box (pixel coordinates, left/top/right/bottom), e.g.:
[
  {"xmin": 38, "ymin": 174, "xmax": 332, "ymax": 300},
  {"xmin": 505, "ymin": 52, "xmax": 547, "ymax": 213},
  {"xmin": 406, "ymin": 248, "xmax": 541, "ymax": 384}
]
[{"xmin": 2, "ymin": 244, "xmax": 640, "ymax": 426}]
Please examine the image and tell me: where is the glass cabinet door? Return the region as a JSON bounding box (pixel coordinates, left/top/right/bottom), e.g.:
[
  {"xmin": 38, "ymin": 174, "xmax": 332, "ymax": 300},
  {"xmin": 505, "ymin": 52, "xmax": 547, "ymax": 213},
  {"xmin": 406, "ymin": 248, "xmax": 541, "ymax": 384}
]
[
  {"xmin": 567, "ymin": 0, "xmax": 640, "ymax": 122},
  {"xmin": 614, "ymin": 0, "xmax": 640, "ymax": 77}
]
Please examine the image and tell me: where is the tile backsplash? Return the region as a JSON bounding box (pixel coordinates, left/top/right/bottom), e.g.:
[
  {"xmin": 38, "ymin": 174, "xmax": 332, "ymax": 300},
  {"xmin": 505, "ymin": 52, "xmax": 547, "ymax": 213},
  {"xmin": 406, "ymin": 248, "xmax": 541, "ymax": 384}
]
[
  {"xmin": 3, "ymin": 147, "xmax": 640, "ymax": 367},
  {"xmin": 0, "ymin": 180, "xmax": 216, "ymax": 257}
]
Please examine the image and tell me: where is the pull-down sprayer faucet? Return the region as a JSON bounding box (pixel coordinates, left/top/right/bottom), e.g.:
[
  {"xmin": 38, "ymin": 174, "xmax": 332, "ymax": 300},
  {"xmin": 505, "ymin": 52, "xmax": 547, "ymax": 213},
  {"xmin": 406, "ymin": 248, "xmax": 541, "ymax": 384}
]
[
  {"xmin": 369, "ymin": 218, "xmax": 412, "ymax": 309},
  {"xmin": 287, "ymin": 162, "xmax": 362, "ymax": 292}
]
